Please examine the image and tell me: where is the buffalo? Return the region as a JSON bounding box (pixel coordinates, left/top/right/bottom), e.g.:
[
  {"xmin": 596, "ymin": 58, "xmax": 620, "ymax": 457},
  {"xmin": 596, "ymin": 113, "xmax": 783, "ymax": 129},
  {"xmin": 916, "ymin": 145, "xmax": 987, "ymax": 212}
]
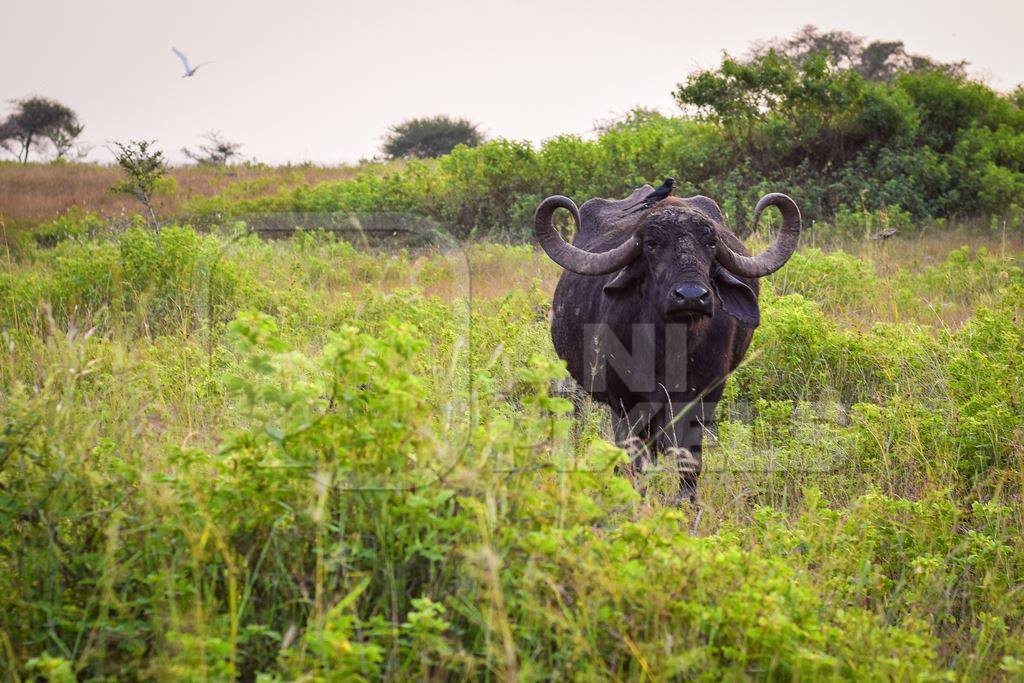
[{"xmin": 535, "ymin": 186, "xmax": 801, "ymax": 503}]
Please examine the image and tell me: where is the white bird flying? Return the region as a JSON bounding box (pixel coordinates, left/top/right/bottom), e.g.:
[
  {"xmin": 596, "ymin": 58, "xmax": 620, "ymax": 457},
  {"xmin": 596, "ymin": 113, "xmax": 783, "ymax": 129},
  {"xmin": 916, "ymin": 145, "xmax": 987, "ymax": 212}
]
[{"xmin": 172, "ymin": 47, "xmax": 213, "ymax": 78}]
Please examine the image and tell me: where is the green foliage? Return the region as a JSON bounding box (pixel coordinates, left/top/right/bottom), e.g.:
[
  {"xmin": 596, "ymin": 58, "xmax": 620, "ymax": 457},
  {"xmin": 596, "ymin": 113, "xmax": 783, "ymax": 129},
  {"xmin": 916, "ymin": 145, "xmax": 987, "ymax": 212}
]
[
  {"xmin": 2, "ymin": 220, "xmax": 1023, "ymax": 678},
  {"xmin": 18, "ymin": 207, "xmax": 107, "ymax": 250},
  {"xmin": 1, "ymin": 223, "xmax": 263, "ymax": 336},
  {"xmin": 676, "ymin": 51, "xmax": 1024, "ymax": 224}
]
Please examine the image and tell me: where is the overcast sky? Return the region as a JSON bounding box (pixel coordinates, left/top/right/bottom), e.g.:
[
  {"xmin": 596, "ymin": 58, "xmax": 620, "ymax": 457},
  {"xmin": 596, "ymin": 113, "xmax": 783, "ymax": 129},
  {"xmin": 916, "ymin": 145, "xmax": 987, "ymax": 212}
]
[{"xmin": 2, "ymin": 0, "xmax": 1022, "ymax": 165}]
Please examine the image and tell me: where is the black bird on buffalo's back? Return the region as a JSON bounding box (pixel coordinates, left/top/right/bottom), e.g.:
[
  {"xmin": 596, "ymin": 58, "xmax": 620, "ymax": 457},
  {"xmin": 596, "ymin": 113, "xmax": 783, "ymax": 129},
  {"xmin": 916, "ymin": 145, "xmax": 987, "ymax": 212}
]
[{"xmin": 623, "ymin": 177, "xmax": 676, "ymax": 213}]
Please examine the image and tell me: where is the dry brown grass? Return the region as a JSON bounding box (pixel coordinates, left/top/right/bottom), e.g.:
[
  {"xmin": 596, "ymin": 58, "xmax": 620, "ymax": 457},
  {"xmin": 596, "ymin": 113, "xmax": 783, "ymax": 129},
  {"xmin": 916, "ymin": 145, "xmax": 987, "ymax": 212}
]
[
  {"xmin": 764, "ymin": 230, "xmax": 1022, "ymax": 333},
  {"xmin": 841, "ymin": 228, "xmax": 1023, "ymax": 272},
  {"xmin": 0, "ymin": 161, "xmax": 383, "ymax": 231}
]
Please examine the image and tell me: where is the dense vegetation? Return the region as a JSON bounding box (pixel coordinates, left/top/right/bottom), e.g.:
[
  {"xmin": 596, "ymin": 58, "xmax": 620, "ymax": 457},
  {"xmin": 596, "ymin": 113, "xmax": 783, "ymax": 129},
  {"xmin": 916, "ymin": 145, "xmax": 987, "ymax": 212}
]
[
  {"xmin": 183, "ymin": 43, "xmax": 1024, "ymax": 241},
  {"xmin": 1, "ymin": 210, "xmax": 1022, "ymax": 678}
]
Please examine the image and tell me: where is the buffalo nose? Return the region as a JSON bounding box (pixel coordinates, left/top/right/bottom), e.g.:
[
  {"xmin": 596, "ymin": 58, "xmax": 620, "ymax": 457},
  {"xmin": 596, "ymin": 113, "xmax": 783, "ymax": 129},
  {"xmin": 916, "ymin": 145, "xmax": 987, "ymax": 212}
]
[{"xmin": 673, "ymin": 283, "xmax": 710, "ymax": 304}]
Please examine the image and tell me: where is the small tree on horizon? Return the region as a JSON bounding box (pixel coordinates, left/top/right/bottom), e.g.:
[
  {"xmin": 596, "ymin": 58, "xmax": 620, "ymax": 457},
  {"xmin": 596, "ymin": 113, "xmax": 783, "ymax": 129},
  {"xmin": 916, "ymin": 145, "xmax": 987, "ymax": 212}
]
[
  {"xmin": 109, "ymin": 140, "xmax": 168, "ymax": 229},
  {"xmin": 0, "ymin": 96, "xmax": 83, "ymax": 162},
  {"xmin": 47, "ymin": 121, "xmax": 87, "ymax": 161},
  {"xmin": 381, "ymin": 115, "xmax": 484, "ymax": 160},
  {"xmin": 182, "ymin": 130, "xmax": 243, "ymax": 166}
]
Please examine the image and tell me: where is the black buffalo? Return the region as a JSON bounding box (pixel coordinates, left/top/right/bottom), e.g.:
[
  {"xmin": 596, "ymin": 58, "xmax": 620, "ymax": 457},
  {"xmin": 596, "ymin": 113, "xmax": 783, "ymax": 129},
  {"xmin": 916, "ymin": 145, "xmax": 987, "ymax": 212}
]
[{"xmin": 535, "ymin": 186, "xmax": 801, "ymax": 502}]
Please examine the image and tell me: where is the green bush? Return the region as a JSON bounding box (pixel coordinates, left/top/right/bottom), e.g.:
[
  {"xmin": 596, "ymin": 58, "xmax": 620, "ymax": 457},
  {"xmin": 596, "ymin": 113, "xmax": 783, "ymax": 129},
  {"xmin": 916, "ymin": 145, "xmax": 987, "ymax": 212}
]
[
  {"xmin": 19, "ymin": 207, "xmax": 106, "ymax": 250},
  {"xmin": 2, "ymin": 223, "xmax": 265, "ymax": 336}
]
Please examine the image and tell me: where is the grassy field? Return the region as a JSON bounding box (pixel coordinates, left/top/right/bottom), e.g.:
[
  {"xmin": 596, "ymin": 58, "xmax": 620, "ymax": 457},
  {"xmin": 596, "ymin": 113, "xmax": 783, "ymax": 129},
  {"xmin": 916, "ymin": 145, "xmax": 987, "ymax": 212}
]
[
  {"xmin": 0, "ymin": 161, "xmax": 395, "ymax": 234},
  {"xmin": 1, "ymin": 171, "xmax": 1023, "ymax": 680}
]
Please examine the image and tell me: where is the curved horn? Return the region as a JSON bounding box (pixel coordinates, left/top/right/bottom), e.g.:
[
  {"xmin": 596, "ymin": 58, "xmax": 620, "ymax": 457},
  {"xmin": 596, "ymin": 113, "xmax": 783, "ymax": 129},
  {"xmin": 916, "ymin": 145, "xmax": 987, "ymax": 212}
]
[
  {"xmin": 715, "ymin": 193, "xmax": 801, "ymax": 278},
  {"xmin": 534, "ymin": 195, "xmax": 641, "ymax": 275}
]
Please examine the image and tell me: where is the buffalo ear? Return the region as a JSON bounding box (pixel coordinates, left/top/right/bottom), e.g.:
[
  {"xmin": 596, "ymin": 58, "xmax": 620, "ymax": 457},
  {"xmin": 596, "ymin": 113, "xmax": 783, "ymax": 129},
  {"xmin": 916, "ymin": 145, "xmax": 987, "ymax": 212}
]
[
  {"xmin": 712, "ymin": 264, "xmax": 759, "ymax": 327},
  {"xmin": 602, "ymin": 260, "xmax": 643, "ymax": 295}
]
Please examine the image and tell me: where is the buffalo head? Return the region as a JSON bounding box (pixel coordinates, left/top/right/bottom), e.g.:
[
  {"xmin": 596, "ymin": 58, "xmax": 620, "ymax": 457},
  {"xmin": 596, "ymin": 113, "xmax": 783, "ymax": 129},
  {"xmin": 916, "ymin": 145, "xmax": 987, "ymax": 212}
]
[{"xmin": 533, "ymin": 190, "xmax": 801, "ymax": 330}]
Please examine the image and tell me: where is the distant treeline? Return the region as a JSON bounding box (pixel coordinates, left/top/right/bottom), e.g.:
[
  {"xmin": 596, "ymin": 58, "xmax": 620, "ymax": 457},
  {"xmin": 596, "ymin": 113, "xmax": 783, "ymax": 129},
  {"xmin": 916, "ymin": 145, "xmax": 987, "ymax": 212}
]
[{"xmin": 186, "ymin": 30, "xmax": 1024, "ymax": 239}]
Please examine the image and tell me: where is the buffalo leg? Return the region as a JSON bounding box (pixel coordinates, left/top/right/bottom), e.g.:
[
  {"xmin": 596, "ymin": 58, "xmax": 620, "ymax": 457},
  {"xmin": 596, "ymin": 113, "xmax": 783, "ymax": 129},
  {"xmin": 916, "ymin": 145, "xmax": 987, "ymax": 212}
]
[
  {"xmin": 656, "ymin": 399, "xmax": 715, "ymax": 504},
  {"xmin": 612, "ymin": 404, "xmax": 656, "ymax": 480}
]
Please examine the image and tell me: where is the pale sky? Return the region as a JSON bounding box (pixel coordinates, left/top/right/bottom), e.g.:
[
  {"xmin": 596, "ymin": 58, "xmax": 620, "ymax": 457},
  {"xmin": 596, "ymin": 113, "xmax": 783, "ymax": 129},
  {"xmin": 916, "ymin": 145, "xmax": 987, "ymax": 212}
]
[{"xmin": 2, "ymin": 0, "xmax": 1022, "ymax": 165}]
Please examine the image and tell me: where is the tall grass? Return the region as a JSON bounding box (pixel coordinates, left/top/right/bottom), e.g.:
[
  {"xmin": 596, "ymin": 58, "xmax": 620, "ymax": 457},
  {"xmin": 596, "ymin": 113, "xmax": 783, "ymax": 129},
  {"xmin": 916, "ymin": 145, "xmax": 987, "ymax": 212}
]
[{"xmin": 1, "ymin": 211, "xmax": 1022, "ymax": 679}]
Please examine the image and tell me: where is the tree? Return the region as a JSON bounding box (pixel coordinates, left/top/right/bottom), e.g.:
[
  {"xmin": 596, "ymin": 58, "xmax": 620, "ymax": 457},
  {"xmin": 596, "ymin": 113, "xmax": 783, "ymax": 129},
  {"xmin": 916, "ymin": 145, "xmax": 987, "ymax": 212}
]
[
  {"xmin": 182, "ymin": 130, "xmax": 243, "ymax": 166},
  {"xmin": 0, "ymin": 96, "xmax": 82, "ymax": 162},
  {"xmin": 748, "ymin": 25, "xmax": 966, "ymax": 83},
  {"xmin": 46, "ymin": 121, "xmax": 87, "ymax": 161},
  {"xmin": 382, "ymin": 116, "xmax": 484, "ymax": 159},
  {"xmin": 593, "ymin": 107, "xmax": 667, "ymax": 134},
  {"xmin": 1011, "ymin": 85, "xmax": 1024, "ymax": 110},
  {"xmin": 109, "ymin": 140, "xmax": 168, "ymax": 229},
  {"xmin": 751, "ymin": 25, "xmax": 863, "ymax": 70},
  {"xmin": 673, "ymin": 50, "xmax": 910, "ymax": 169},
  {"xmin": 672, "ymin": 28, "xmax": 1024, "ymax": 224}
]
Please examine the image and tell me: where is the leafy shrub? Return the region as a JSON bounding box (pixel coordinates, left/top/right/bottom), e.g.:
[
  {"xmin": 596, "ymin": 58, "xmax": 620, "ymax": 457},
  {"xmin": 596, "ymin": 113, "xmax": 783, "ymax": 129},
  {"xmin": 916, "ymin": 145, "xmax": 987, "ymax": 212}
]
[
  {"xmin": 21, "ymin": 207, "xmax": 106, "ymax": 249},
  {"xmin": 1, "ymin": 221, "xmax": 264, "ymax": 336}
]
